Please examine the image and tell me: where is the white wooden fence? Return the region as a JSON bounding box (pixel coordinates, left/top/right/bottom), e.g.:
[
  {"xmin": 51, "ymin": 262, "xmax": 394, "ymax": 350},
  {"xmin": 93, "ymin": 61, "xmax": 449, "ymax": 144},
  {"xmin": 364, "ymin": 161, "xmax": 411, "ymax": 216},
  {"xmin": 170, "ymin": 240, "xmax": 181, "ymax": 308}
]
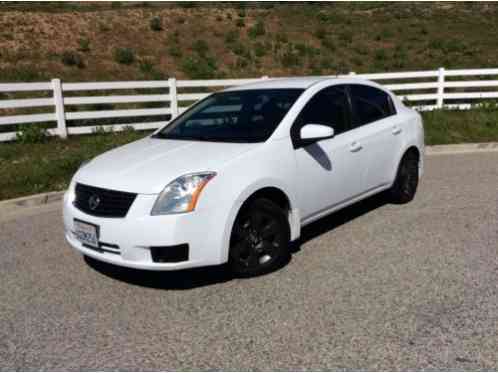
[{"xmin": 1, "ymin": 67, "xmax": 498, "ymax": 142}]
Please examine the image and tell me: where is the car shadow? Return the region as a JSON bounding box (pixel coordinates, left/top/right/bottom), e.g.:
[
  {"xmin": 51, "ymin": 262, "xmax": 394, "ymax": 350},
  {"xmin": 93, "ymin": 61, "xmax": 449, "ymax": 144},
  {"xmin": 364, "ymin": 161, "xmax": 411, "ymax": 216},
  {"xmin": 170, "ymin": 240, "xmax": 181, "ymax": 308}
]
[{"xmin": 85, "ymin": 193, "xmax": 389, "ymax": 290}]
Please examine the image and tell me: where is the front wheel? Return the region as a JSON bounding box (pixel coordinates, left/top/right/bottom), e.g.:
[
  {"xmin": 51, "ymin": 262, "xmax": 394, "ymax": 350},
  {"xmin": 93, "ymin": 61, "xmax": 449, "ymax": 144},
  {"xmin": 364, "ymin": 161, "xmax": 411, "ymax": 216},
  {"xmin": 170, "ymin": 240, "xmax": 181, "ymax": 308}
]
[
  {"xmin": 228, "ymin": 198, "xmax": 290, "ymax": 277},
  {"xmin": 388, "ymin": 151, "xmax": 419, "ymax": 204}
]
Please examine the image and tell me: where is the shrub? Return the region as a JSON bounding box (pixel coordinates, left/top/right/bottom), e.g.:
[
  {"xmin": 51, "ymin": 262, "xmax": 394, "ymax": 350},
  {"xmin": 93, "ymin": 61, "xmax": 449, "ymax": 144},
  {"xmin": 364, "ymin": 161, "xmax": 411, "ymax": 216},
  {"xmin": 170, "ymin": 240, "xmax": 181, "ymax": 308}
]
[
  {"xmin": 181, "ymin": 56, "xmax": 218, "ymax": 79},
  {"xmin": 236, "ymin": 18, "xmax": 245, "ymax": 28},
  {"xmin": 374, "ymin": 49, "xmax": 387, "ymax": 61},
  {"xmin": 321, "ymin": 38, "xmax": 336, "ymax": 51},
  {"xmin": 16, "ymin": 124, "xmax": 49, "ymax": 144},
  {"xmin": 254, "ymin": 42, "xmax": 267, "ymax": 57},
  {"xmin": 139, "ymin": 59, "xmax": 154, "ymax": 74},
  {"xmin": 338, "ymin": 31, "xmax": 353, "ymax": 44},
  {"xmin": 280, "ymin": 46, "xmax": 300, "ymax": 68},
  {"xmin": 314, "ymin": 27, "xmax": 327, "ymax": 40},
  {"xmin": 167, "ymin": 44, "xmax": 182, "ymax": 58},
  {"xmin": 149, "ymin": 16, "xmax": 162, "ymax": 31},
  {"xmin": 230, "ymin": 41, "xmax": 246, "ymax": 56},
  {"xmin": 276, "ymin": 32, "xmax": 288, "ymax": 44},
  {"xmin": 61, "ymin": 50, "xmax": 84, "ymax": 68},
  {"xmin": 77, "ymin": 38, "xmax": 90, "ymax": 52},
  {"xmin": 224, "ymin": 29, "xmax": 239, "ymax": 44},
  {"xmin": 114, "ymin": 48, "xmax": 135, "ymax": 65},
  {"xmin": 192, "ymin": 39, "xmax": 209, "ymax": 56},
  {"xmin": 248, "ymin": 19, "xmax": 265, "ymax": 38},
  {"xmin": 295, "ymin": 43, "xmax": 308, "ymax": 57}
]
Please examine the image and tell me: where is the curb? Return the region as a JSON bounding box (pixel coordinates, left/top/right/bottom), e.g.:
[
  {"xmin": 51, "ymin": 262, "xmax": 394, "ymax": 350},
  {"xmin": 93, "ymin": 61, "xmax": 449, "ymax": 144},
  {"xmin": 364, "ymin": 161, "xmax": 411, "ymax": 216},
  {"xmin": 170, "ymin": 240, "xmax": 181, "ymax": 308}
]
[
  {"xmin": 426, "ymin": 142, "xmax": 498, "ymax": 155},
  {"xmin": 0, "ymin": 191, "xmax": 65, "ymax": 212},
  {"xmin": 0, "ymin": 142, "xmax": 497, "ymax": 213}
]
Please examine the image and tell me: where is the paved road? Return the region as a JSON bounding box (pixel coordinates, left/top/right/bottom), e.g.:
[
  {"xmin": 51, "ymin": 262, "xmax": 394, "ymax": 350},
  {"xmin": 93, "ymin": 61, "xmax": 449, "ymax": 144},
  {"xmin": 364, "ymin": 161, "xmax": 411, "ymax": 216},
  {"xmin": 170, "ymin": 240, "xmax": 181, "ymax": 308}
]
[{"xmin": 1, "ymin": 152, "xmax": 497, "ymax": 371}]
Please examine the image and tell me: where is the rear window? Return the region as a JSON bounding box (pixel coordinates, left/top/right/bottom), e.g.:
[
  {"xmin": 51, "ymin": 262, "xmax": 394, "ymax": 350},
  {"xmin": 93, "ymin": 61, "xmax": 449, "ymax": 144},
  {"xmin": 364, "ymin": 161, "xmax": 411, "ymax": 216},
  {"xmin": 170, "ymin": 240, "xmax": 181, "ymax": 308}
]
[{"xmin": 349, "ymin": 84, "xmax": 396, "ymax": 127}]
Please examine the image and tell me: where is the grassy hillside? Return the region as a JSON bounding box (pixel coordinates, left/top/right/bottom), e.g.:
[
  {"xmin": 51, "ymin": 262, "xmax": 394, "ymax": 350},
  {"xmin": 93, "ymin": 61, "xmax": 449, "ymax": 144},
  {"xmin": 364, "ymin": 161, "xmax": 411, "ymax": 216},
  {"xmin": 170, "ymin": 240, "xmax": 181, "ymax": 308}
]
[{"xmin": 1, "ymin": 2, "xmax": 498, "ymax": 82}]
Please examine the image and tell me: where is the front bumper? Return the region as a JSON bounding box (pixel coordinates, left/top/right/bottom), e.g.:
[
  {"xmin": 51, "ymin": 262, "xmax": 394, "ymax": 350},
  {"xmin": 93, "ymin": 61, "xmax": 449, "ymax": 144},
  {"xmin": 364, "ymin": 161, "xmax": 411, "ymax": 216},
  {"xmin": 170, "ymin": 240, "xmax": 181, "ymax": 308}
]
[{"xmin": 63, "ymin": 191, "xmax": 226, "ymax": 271}]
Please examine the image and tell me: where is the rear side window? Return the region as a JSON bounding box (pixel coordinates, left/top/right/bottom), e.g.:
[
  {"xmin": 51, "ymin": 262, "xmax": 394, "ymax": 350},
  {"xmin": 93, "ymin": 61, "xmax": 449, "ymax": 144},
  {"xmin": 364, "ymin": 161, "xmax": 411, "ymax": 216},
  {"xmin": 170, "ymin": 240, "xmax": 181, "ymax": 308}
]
[{"xmin": 349, "ymin": 84, "xmax": 396, "ymax": 127}]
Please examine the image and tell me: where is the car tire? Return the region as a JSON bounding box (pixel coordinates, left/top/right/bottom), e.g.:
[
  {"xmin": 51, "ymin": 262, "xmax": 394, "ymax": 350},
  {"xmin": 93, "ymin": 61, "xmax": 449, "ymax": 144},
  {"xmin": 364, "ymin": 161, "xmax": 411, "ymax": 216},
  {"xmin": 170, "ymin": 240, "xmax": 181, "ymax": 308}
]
[
  {"xmin": 388, "ymin": 151, "xmax": 419, "ymax": 204},
  {"xmin": 228, "ymin": 198, "xmax": 291, "ymax": 277}
]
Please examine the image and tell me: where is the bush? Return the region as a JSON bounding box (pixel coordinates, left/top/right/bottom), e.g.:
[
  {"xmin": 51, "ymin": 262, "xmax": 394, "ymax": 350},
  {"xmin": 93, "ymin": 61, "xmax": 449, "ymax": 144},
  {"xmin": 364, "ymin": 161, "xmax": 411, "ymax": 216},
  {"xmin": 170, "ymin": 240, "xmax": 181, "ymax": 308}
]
[
  {"xmin": 149, "ymin": 16, "xmax": 163, "ymax": 31},
  {"xmin": 16, "ymin": 124, "xmax": 50, "ymax": 144},
  {"xmin": 374, "ymin": 49, "xmax": 387, "ymax": 61},
  {"xmin": 314, "ymin": 27, "xmax": 327, "ymax": 40},
  {"xmin": 167, "ymin": 44, "xmax": 182, "ymax": 58},
  {"xmin": 275, "ymin": 32, "xmax": 288, "ymax": 44},
  {"xmin": 192, "ymin": 39, "xmax": 209, "ymax": 56},
  {"xmin": 236, "ymin": 18, "xmax": 245, "ymax": 28},
  {"xmin": 139, "ymin": 59, "xmax": 154, "ymax": 74},
  {"xmin": 77, "ymin": 38, "xmax": 90, "ymax": 52},
  {"xmin": 280, "ymin": 46, "xmax": 300, "ymax": 68},
  {"xmin": 338, "ymin": 31, "xmax": 353, "ymax": 44},
  {"xmin": 248, "ymin": 19, "xmax": 265, "ymax": 38},
  {"xmin": 114, "ymin": 48, "xmax": 135, "ymax": 65},
  {"xmin": 224, "ymin": 29, "xmax": 239, "ymax": 44},
  {"xmin": 61, "ymin": 50, "xmax": 84, "ymax": 68},
  {"xmin": 253, "ymin": 42, "xmax": 267, "ymax": 57},
  {"xmin": 322, "ymin": 37, "xmax": 336, "ymax": 51},
  {"xmin": 181, "ymin": 56, "xmax": 217, "ymax": 79}
]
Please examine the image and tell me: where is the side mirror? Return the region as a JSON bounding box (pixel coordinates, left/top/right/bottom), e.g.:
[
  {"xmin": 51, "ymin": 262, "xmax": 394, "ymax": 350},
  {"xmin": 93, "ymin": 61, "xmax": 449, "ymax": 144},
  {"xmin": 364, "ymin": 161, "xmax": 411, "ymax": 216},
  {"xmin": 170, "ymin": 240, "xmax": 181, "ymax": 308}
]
[{"xmin": 299, "ymin": 124, "xmax": 335, "ymax": 145}]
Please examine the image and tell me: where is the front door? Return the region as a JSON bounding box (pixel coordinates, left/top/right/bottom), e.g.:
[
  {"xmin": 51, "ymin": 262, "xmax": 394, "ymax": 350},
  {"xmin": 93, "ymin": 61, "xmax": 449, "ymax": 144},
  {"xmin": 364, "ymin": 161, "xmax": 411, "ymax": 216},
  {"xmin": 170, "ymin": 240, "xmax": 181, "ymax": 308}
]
[{"xmin": 292, "ymin": 86, "xmax": 367, "ymax": 222}]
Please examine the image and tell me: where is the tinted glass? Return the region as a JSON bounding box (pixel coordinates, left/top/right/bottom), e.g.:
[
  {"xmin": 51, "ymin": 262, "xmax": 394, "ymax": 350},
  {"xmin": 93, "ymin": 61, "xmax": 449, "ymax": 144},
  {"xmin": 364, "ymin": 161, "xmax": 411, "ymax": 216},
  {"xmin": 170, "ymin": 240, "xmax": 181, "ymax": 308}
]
[
  {"xmin": 350, "ymin": 84, "xmax": 395, "ymax": 127},
  {"xmin": 154, "ymin": 89, "xmax": 303, "ymax": 143},
  {"xmin": 294, "ymin": 86, "xmax": 350, "ymax": 135}
]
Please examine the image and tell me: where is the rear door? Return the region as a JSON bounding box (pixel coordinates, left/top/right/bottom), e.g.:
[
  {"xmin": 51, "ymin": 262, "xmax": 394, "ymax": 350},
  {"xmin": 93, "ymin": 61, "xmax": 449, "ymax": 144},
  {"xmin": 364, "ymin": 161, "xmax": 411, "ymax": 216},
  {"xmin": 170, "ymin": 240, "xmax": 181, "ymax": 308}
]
[{"xmin": 348, "ymin": 84, "xmax": 402, "ymax": 190}]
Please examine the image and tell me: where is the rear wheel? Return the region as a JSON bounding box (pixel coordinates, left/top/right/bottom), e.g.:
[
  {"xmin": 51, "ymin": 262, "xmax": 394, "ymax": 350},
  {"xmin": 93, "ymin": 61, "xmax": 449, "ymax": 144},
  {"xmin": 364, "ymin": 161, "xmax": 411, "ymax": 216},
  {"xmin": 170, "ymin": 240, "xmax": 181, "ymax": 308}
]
[
  {"xmin": 389, "ymin": 151, "xmax": 419, "ymax": 204},
  {"xmin": 228, "ymin": 198, "xmax": 290, "ymax": 277}
]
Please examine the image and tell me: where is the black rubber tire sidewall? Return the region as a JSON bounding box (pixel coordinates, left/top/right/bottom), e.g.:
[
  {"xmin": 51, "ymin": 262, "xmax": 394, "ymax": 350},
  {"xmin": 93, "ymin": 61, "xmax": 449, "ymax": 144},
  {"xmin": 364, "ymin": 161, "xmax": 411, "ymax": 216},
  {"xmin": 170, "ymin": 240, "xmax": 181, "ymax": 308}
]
[{"xmin": 389, "ymin": 152, "xmax": 419, "ymax": 204}]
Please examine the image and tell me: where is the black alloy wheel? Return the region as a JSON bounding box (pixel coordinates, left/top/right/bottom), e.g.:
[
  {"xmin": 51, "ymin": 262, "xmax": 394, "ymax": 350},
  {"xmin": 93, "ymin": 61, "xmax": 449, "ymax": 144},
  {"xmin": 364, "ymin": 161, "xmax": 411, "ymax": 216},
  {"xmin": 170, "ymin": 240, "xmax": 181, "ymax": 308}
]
[{"xmin": 229, "ymin": 198, "xmax": 290, "ymax": 276}]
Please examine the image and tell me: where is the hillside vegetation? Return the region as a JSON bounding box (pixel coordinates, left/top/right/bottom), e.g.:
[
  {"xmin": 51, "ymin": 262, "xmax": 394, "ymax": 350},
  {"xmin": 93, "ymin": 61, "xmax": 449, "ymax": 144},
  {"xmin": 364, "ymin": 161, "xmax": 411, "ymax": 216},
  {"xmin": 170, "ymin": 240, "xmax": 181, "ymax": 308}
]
[{"xmin": 1, "ymin": 2, "xmax": 498, "ymax": 82}]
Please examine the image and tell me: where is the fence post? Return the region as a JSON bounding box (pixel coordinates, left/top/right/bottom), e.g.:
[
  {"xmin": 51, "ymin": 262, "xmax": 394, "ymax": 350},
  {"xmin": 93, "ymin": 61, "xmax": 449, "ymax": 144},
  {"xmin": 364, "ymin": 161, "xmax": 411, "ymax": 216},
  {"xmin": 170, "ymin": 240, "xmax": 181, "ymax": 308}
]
[
  {"xmin": 168, "ymin": 77, "xmax": 179, "ymax": 119},
  {"xmin": 436, "ymin": 67, "xmax": 445, "ymax": 109},
  {"xmin": 52, "ymin": 78, "xmax": 67, "ymax": 139}
]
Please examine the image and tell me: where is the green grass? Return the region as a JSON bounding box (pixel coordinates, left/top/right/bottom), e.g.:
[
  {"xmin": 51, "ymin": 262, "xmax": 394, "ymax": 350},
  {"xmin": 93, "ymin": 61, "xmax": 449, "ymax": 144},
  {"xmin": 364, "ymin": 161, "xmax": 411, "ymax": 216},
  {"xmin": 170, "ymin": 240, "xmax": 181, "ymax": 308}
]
[
  {"xmin": 0, "ymin": 108, "xmax": 497, "ymax": 201},
  {"xmin": 421, "ymin": 106, "xmax": 498, "ymax": 145},
  {"xmin": 0, "ymin": 130, "xmax": 147, "ymax": 200}
]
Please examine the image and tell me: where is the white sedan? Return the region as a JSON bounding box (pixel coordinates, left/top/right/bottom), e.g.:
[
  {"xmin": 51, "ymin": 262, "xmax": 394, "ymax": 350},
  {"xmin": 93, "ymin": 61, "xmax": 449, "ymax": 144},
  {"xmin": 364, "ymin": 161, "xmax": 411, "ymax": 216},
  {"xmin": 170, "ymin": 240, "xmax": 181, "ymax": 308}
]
[{"xmin": 63, "ymin": 77, "xmax": 424, "ymax": 276}]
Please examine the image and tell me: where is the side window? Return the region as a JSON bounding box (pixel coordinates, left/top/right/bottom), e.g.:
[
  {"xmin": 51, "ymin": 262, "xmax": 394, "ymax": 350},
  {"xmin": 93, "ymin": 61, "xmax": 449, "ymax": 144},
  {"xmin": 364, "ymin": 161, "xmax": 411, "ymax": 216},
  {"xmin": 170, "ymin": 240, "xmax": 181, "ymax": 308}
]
[
  {"xmin": 349, "ymin": 84, "xmax": 396, "ymax": 127},
  {"xmin": 292, "ymin": 86, "xmax": 350, "ymax": 143}
]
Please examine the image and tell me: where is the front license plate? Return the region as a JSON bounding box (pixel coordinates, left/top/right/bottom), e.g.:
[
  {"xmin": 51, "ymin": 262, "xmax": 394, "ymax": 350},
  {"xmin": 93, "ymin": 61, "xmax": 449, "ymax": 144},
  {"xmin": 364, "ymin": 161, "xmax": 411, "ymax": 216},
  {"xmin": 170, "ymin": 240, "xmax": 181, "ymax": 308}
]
[{"xmin": 73, "ymin": 219, "xmax": 99, "ymax": 248}]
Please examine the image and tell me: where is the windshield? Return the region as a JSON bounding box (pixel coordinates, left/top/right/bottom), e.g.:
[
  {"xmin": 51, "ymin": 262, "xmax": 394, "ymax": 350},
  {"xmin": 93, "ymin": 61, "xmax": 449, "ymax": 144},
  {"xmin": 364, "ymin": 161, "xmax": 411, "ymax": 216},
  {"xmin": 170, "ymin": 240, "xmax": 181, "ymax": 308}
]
[{"xmin": 153, "ymin": 89, "xmax": 304, "ymax": 143}]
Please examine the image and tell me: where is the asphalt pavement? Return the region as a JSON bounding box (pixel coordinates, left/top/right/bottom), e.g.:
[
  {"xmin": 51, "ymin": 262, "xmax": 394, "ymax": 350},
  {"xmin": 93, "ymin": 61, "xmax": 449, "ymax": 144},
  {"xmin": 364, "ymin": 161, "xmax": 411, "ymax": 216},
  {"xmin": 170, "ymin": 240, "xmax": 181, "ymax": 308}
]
[{"xmin": 1, "ymin": 151, "xmax": 497, "ymax": 370}]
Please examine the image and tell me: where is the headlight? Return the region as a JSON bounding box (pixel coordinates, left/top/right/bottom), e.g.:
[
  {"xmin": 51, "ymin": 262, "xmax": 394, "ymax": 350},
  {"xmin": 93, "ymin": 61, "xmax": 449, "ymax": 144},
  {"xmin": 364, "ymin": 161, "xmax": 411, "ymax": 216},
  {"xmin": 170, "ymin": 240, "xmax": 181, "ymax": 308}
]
[{"xmin": 151, "ymin": 172, "xmax": 216, "ymax": 215}]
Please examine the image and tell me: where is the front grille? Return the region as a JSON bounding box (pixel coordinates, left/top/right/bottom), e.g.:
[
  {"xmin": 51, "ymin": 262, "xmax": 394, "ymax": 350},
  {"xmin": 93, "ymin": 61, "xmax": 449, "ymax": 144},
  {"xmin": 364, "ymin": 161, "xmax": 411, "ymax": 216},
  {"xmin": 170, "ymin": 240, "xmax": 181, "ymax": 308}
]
[{"xmin": 74, "ymin": 183, "xmax": 137, "ymax": 218}]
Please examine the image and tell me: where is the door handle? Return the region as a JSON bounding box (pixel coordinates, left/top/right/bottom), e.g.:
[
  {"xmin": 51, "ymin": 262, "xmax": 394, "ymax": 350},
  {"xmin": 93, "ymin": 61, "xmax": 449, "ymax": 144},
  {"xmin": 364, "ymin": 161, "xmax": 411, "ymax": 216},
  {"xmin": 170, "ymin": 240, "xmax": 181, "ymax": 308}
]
[
  {"xmin": 350, "ymin": 141, "xmax": 362, "ymax": 152},
  {"xmin": 392, "ymin": 125, "xmax": 402, "ymax": 135}
]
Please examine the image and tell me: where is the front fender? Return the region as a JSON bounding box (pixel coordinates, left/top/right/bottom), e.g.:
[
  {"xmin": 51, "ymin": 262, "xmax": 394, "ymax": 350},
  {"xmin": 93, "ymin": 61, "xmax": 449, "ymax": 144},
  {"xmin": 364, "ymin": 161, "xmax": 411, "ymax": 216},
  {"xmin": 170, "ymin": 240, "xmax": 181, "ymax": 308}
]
[{"xmin": 219, "ymin": 178, "xmax": 301, "ymax": 263}]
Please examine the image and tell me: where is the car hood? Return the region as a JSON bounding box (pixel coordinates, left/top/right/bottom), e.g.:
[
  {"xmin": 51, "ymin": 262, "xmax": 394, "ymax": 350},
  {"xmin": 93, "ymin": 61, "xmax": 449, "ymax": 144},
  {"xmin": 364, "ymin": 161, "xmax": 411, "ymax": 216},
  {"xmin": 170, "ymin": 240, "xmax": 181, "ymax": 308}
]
[{"xmin": 75, "ymin": 137, "xmax": 260, "ymax": 194}]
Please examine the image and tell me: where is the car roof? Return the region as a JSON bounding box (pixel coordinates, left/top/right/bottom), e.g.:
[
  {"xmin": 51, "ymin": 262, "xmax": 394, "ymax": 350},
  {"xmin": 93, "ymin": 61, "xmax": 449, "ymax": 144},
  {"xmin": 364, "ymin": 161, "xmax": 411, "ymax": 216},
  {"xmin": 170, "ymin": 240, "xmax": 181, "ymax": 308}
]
[{"xmin": 224, "ymin": 76, "xmax": 378, "ymax": 91}]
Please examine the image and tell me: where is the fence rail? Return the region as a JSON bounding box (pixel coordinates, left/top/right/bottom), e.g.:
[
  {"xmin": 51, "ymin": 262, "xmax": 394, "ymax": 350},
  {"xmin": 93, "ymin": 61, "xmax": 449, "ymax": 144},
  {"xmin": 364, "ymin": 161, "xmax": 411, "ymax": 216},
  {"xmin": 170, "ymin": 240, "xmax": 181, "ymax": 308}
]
[{"xmin": 1, "ymin": 67, "xmax": 498, "ymax": 142}]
